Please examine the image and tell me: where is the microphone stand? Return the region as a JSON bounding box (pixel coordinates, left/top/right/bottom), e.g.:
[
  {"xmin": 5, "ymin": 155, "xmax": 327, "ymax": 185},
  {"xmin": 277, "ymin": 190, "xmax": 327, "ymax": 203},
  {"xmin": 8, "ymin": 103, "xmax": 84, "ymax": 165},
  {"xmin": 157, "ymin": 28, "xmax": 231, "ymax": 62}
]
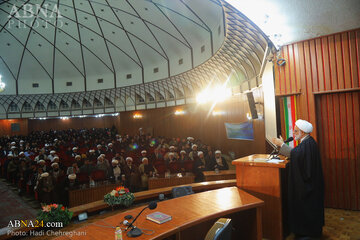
[
  {"xmin": 125, "ymin": 206, "xmax": 149, "ymax": 237},
  {"xmin": 267, "ymin": 139, "xmax": 279, "ymax": 159}
]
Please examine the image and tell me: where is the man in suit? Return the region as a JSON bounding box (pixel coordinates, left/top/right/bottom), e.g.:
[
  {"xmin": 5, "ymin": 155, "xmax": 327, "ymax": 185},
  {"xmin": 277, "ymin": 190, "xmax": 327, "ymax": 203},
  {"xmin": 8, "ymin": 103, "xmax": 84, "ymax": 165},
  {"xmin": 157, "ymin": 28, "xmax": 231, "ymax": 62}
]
[{"xmin": 273, "ymin": 119, "xmax": 324, "ymax": 240}]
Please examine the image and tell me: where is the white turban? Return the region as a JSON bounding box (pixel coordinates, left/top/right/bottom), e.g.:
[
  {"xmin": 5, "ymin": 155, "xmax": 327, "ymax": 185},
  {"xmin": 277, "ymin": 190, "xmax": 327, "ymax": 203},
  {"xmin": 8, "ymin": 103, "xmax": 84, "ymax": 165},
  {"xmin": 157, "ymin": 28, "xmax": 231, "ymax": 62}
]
[
  {"xmin": 51, "ymin": 162, "xmax": 58, "ymax": 167},
  {"xmin": 108, "ymin": 143, "xmax": 113, "ymax": 146},
  {"xmin": 197, "ymin": 151, "xmax": 203, "ymax": 156},
  {"xmin": 295, "ymin": 119, "xmax": 313, "ymax": 133},
  {"xmin": 11, "ymin": 142, "xmax": 16, "ymax": 145},
  {"xmin": 100, "ymin": 154, "xmax": 105, "ymax": 158},
  {"xmin": 142, "ymin": 157, "xmax": 148, "ymax": 162},
  {"xmin": 50, "ymin": 150, "xmax": 56, "ymax": 154},
  {"xmin": 97, "ymin": 144, "xmax": 102, "ymax": 148},
  {"xmin": 68, "ymin": 174, "xmax": 76, "ymax": 180},
  {"xmin": 11, "ymin": 146, "xmax": 16, "ymax": 149},
  {"xmin": 53, "ymin": 156, "xmax": 59, "ymax": 160},
  {"xmin": 180, "ymin": 150, "xmax": 186, "ymax": 154},
  {"xmin": 7, "ymin": 154, "xmax": 13, "ymax": 157},
  {"xmin": 187, "ymin": 137, "xmax": 194, "ymax": 140},
  {"xmin": 141, "ymin": 150, "xmax": 147, "ymax": 154},
  {"xmin": 39, "ymin": 160, "xmax": 46, "ymax": 163},
  {"xmin": 126, "ymin": 157, "xmax": 133, "ymax": 161},
  {"xmin": 112, "ymin": 159, "xmax": 119, "ymax": 164},
  {"xmin": 41, "ymin": 172, "xmax": 49, "ymax": 178},
  {"xmin": 215, "ymin": 150, "xmax": 221, "ymax": 154},
  {"xmin": 72, "ymin": 147, "xmax": 78, "ymax": 150},
  {"xmin": 19, "ymin": 151, "xmax": 24, "ymax": 155},
  {"xmin": 192, "ymin": 144, "xmax": 197, "ymax": 149},
  {"xmin": 89, "ymin": 149, "xmax": 95, "ymax": 153},
  {"xmin": 75, "ymin": 155, "xmax": 81, "ymax": 159}
]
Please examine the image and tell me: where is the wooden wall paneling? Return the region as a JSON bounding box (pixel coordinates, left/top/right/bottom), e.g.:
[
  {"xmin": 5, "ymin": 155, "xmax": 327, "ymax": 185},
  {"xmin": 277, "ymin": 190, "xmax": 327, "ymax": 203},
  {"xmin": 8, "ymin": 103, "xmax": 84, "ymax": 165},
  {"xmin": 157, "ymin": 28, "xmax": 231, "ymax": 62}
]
[
  {"xmin": 309, "ymin": 39, "xmax": 319, "ymax": 92},
  {"xmin": 275, "ymin": 29, "xmax": 360, "ymax": 210},
  {"xmin": 345, "ymin": 92, "xmax": 356, "ymax": 209},
  {"xmin": 315, "ymin": 38, "xmax": 325, "ymax": 91},
  {"xmin": 328, "ymin": 35, "xmax": 338, "ymax": 90},
  {"xmin": 348, "ymin": 31, "xmax": 359, "ymax": 88},
  {"xmin": 327, "ymin": 94, "xmax": 337, "ymax": 208},
  {"xmin": 357, "ymin": 30, "xmax": 360, "ymax": 87},
  {"xmin": 0, "ymin": 119, "xmax": 28, "ymax": 136},
  {"xmin": 275, "ymin": 59, "xmax": 281, "ymax": 95},
  {"xmin": 297, "ymin": 42, "xmax": 309, "ymax": 120},
  {"xmin": 335, "ymin": 34, "xmax": 345, "ymax": 89},
  {"xmin": 28, "ymin": 116, "xmax": 120, "ymax": 132},
  {"xmin": 293, "ymin": 43, "xmax": 300, "ymax": 92},
  {"xmin": 341, "ymin": 33, "xmax": 352, "ymax": 89},
  {"xmin": 339, "ymin": 93, "xmax": 350, "ymax": 209},
  {"xmin": 303, "ymin": 41, "xmax": 318, "ymax": 139},
  {"xmin": 333, "ymin": 93, "xmax": 343, "ymax": 208},
  {"xmin": 119, "ymin": 100, "xmax": 265, "ymax": 158},
  {"xmin": 321, "ymin": 37, "xmax": 331, "ymax": 91},
  {"xmin": 287, "ymin": 45, "xmax": 294, "ymax": 93},
  {"xmin": 283, "ymin": 45, "xmax": 291, "ymax": 93},
  {"xmin": 353, "ymin": 92, "xmax": 360, "ymax": 209}
]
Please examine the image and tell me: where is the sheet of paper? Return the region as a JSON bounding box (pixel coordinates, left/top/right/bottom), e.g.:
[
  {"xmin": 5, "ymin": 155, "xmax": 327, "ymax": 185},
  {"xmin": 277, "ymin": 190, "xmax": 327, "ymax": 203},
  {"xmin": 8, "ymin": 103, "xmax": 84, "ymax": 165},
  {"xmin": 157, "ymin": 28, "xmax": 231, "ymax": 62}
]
[{"xmin": 267, "ymin": 159, "xmax": 285, "ymax": 163}]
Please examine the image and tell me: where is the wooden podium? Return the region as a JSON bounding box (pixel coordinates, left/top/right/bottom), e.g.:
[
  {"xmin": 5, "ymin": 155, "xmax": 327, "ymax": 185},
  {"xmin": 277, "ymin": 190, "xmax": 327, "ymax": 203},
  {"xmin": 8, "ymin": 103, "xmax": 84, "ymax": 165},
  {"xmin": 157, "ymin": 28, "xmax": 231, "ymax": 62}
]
[{"xmin": 232, "ymin": 154, "xmax": 288, "ymax": 240}]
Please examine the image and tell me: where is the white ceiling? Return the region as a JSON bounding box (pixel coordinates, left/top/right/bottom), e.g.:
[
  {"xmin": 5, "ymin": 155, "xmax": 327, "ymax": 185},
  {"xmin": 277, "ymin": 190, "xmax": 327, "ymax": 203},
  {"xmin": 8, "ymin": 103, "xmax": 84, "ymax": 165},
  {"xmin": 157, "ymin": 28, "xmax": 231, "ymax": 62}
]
[
  {"xmin": 0, "ymin": 0, "xmax": 225, "ymax": 95},
  {"xmin": 0, "ymin": 0, "xmax": 269, "ymax": 119},
  {"xmin": 226, "ymin": 0, "xmax": 360, "ymax": 47}
]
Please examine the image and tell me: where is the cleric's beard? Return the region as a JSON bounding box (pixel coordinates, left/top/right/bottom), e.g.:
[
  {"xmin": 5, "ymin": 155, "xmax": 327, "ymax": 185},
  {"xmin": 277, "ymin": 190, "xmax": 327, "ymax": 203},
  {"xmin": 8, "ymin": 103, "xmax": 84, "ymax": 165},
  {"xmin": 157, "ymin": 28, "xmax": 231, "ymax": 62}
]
[{"xmin": 294, "ymin": 133, "xmax": 301, "ymax": 141}]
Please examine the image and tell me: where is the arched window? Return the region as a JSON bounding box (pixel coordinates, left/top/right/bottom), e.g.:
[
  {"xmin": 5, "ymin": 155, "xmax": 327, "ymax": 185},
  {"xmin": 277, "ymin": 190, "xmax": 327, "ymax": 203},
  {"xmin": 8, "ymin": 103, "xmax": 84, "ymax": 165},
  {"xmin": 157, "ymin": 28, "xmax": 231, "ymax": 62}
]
[
  {"xmin": 48, "ymin": 101, "xmax": 57, "ymax": 111},
  {"xmin": 35, "ymin": 102, "xmax": 45, "ymax": 112},
  {"xmin": 82, "ymin": 99, "xmax": 92, "ymax": 109},
  {"xmin": 22, "ymin": 102, "xmax": 33, "ymax": 112},
  {"xmin": 8, "ymin": 102, "xmax": 19, "ymax": 112},
  {"xmin": 59, "ymin": 100, "xmax": 69, "ymax": 110}
]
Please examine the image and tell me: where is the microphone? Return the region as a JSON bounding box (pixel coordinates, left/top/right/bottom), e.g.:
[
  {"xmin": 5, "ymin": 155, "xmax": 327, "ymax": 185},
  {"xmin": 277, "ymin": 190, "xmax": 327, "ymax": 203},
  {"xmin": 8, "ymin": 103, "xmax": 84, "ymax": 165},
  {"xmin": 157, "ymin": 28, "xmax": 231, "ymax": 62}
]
[
  {"xmin": 126, "ymin": 201, "xmax": 157, "ymax": 237},
  {"xmin": 268, "ymin": 137, "xmax": 293, "ymax": 159}
]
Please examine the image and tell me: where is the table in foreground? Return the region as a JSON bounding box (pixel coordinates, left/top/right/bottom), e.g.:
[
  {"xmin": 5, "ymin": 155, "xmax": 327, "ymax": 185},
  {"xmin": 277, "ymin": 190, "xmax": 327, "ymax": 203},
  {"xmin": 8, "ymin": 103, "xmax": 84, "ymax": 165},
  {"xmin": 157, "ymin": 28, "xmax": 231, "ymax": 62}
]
[
  {"xmin": 203, "ymin": 170, "xmax": 236, "ymax": 181},
  {"xmin": 55, "ymin": 186, "xmax": 264, "ymax": 240}
]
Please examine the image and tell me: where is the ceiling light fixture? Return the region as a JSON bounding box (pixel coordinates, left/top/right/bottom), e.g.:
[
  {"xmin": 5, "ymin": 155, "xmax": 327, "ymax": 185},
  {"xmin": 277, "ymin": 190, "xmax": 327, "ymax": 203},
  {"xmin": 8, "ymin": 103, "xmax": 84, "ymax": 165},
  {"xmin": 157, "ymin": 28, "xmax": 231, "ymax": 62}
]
[
  {"xmin": 174, "ymin": 110, "xmax": 185, "ymax": 115},
  {"xmin": 0, "ymin": 75, "xmax": 5, "ymax": 92},
  {"xmin": 133, "ymin": 113, "xmax": 142, "ymax": 119}
]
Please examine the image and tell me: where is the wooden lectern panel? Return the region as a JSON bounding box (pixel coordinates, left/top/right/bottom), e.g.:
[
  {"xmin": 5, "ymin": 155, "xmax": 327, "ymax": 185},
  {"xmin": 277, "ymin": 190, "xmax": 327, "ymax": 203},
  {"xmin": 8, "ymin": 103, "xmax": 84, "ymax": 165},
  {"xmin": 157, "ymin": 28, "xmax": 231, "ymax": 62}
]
[{"xmin": 232, "ymin": 154, "xmax": 288, "ymax": 240}]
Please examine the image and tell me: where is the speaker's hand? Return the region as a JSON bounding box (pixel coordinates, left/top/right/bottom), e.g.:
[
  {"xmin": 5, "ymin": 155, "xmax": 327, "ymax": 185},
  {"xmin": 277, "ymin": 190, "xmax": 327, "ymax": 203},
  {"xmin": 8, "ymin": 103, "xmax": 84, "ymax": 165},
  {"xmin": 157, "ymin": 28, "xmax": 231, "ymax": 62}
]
[{"xmin": 272, "ymin": 136, "xmax": 284, "ymax": 147}]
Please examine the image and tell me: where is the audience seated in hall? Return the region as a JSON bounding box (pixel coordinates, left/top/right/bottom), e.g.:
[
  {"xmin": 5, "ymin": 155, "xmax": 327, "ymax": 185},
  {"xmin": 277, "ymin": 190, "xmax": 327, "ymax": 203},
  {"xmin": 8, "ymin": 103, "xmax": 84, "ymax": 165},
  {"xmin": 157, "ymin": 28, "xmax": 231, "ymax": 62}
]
[{"xmin": 0, "ymin": 127, "xmax": 231, "ymax": 207}]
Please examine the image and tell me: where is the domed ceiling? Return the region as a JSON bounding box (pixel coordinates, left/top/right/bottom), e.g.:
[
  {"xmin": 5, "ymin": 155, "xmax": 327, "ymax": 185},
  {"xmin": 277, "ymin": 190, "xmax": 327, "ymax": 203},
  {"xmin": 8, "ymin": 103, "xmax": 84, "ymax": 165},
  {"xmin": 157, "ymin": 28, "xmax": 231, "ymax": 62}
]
[{"xmin": 0, "ymin": 0, "xmax": 269, "ymax": 119}]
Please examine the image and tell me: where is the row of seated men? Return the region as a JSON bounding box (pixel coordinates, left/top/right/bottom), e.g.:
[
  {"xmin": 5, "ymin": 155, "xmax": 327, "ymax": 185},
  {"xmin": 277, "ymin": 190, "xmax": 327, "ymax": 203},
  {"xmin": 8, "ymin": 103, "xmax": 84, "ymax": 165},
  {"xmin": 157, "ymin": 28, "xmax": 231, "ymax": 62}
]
[{"xmin": 0, "ymin": 128, "xmax": 229, "ymax": 206}]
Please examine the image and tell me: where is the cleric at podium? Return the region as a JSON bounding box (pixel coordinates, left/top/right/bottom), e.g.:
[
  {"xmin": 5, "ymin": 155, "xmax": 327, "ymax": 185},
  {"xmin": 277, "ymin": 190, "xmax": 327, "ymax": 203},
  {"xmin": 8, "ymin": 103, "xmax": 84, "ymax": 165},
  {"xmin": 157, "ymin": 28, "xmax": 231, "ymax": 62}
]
[{"xmin": 273, "ymin": 119, "xmax": 325, "ymax": 239}]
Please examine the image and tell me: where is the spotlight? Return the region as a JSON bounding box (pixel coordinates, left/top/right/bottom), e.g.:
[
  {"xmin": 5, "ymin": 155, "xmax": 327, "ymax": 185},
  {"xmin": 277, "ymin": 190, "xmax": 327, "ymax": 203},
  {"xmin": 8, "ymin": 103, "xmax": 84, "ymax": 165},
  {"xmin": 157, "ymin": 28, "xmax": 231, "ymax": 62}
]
[
  {"xmin": 60, "ymin": 117, "xmax": 69, "ymax": 120},
  {"xmin": 174, "ymin": 110, "xmax": 185, "ymax": 115},
  {"xmin": 212, "ymin": 110, "xmax": 225, "ymax": 116},
  {"xmin": 196, "ymin": 85, "xmax": 231, "ymax": 104},
  {"xmin": 133, "ymin": 113, "xmax": 142, "ymax": 119}
]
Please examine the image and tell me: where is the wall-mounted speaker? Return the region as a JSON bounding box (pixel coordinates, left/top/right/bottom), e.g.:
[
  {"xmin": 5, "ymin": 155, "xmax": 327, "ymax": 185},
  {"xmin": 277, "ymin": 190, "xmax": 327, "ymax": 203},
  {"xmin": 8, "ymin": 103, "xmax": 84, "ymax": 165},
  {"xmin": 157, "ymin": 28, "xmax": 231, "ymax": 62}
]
[{"xmin": 246, "ymin": 92, "xmax": 258, "ymax": 119}]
